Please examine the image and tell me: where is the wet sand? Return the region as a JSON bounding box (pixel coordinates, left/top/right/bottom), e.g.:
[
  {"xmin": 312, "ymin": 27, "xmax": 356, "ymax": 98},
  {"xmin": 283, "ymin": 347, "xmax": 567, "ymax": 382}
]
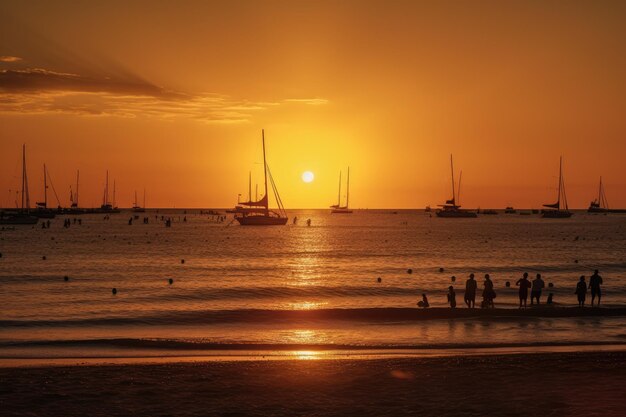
[{"xmin": 2, "ymin": 351, "xmax": 625, "ymax": 416}]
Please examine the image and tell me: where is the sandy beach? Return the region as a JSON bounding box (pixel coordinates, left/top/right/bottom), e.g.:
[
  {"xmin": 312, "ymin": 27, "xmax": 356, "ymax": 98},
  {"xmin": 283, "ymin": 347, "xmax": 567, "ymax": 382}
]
[{"xmin": 2, "ymin": 351, "xmax": 625, "ymax": 417}]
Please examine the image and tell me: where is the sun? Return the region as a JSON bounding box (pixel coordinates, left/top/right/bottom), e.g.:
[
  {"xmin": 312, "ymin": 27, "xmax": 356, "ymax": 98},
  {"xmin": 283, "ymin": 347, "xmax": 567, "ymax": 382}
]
[{"xmin": 301, "ymin": 171, "xmax": 315, "ymax": 183}]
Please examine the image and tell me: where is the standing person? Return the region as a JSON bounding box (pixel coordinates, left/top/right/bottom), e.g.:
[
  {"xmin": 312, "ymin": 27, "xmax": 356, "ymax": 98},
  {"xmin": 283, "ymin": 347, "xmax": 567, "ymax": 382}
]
[
  {"xmin": 530, "ymin": 273, "xmax": 545, "ymax": 305},
  {"xmin": 447, "ymin": 286, "xmax": 457, "ymax": 308},
  {"xmin": 575, "ymin": 276, "xmax": 587, "ymax": 307},
  {"xmin": 516, "ymin": 272, "xmax": 532, "ymax": 308},
  {"xmin": 464, "ymin": 273, "xmax": 477, "ymax": 308},
  {"xmin": 589, "ymin": 269, "xmax": 603, "ymax": 307},
  {"xmin": 482, "ymin": 274, "xmax": 495, "ymax": 308}
]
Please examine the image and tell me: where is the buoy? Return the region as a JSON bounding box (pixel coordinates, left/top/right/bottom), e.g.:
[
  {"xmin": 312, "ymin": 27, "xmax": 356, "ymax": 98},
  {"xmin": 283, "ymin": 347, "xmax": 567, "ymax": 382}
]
[
  {"xmin": 64, "ymin": 275, "xmax": 69, "ymax": 282},
  {"xmin": 377, "ymin": 277, "xmax": 382, "ymax": 283},
  {"xmin": 407, "ymin": 268, "xmax": 413, "ymax": 274},
  {"xmin": 168, "ymin": 278, "xmax": 174, "ymax": 285},
  {"xmin": 112, "ymin": 288, "xmax": 117, "ymax": 295},
  {"xmin": 505, "ymin": 281, "xmax": 511, "ymax": 288},
  {"xmin": 439, "ymin": 268, "xmax": 444, "ymax": 273},
  {"xmin": 451, "ymin": 276, "xmax": 456, "ymax": 282},
  {"xmin": 548, "ymin": 282, "xmax": 554, "ymax": 288},
  {"xmin": 181, "ymin": 259, "xmax": 185, "ymax": 264},
  {"xmin": 42, "ymin": 256, "xmax": 47, "ymax": 260},
  {"xmin": 574, "ymin": 259, "xmax": 579, "ymax": 263}
]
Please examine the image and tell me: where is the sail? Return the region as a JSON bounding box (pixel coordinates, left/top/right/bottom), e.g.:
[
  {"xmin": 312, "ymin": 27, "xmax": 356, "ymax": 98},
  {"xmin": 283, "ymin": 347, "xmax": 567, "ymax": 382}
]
[
  {"xmin": 543, "ymin": 202, "xmax": 560, "ymax": 209},
  {"xmin": 239, "ymin": 194, "xmax": 268, "ymax": 208}
]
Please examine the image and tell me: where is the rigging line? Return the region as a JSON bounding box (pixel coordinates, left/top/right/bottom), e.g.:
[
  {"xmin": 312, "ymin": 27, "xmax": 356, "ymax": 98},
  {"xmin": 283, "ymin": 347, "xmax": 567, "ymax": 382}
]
[
  {"xmin": 45, "ymin": 167, "xmax": 62, "ymax": 207},
  {"xmin": 267, "ymin": 165, "xmax": 286, "ymax": 216}
]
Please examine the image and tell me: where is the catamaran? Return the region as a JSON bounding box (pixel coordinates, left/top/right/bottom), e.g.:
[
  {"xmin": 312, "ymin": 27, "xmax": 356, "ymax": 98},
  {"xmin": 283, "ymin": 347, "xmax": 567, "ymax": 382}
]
[
  {"xmin": 234, "ymin": 130, "xmax": 288, "ymax": 225},
  {"xmin": 542, "ymin": 157, "xmax": 572, "ymax": 218},
  {"xmin": 436, "ymin": 155, "xmax": 477, "ymax": 218},
  {"xmin": 330, "ymin": 167, "xmax": 353, "ymax": 214},
  {"xmin": 0, "ymin": 145, "xmax": 38, "ymax": 225},
  {"xmin": 588, "ymin": 177, "xmax": 626, "ymax": 213}
]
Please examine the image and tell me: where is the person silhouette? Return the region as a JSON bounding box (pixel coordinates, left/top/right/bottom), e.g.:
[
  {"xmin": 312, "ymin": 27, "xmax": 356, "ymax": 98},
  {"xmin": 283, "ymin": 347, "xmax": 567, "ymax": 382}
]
[
  {"xmin": 575, "ymin": 276, "xmax": 587, "ymax": 307},
  {"xmin": 589, "ymin": 269, "xmax": 603, "ymax": 307},
  {"xmin": 516, "ymin": 272, "xmax": 531, "ymax": 308},
  {"xmin": 447, "ymin": 286, "xmax": 456, "ymax": 308},
  {"xmin": 531, "ymin": 273, "xmax": 545, "ymax": 305},
  {"xmin": 464, "ymin": 273, "xmax": 477, "ymax": 308},
  {"xmin": 482, "ymin": 274, "xmax": 495, "ymax": 308}
]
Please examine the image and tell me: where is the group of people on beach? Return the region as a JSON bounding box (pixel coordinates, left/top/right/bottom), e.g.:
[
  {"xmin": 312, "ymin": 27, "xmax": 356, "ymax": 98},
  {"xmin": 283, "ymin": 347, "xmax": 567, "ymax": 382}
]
[{"xmin": 423, "ymin": 269, "xmax": 604, "ymax": 309}]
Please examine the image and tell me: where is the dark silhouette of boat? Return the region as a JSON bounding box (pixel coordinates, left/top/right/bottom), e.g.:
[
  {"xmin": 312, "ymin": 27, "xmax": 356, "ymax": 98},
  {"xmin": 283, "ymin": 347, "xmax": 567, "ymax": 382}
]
[
  {"xmin": 588, "ymin": 177, "xmax": 626, "ymax": 213},
  {"xmin": 542, "ymin": 157, "xmax": 572, "ymax": 218},
  {"xmin": 436, "ymin": 155, "xmax": 477, "ymax": 218},
  {"xmin": 33, "ymin": 163, "xmax": 57, "ymax": 219},
  {"xmin": 95, "ymin": 171, "xmax": 120, "ymax": 213},
  {"xmin": 234, "ymin": 130, "xmax": 288, "ymax": 226},
  {"xmin": 504, "ymin": 206, "xmax": 516, "ymax": 214},
  {"xmin": 0, "ymin": 145, "xmax": 38, "ymax": 225},
  {"xmin": 330, "ymin": 167, "xmax": 353, "ymax": 214},
  {"xmin": 480, "ymin": 209, "xmax": 498, "ymax": 215},
  {"xmin": 132, "ymin": 189, "xmax": 146, "ymax": 213},
  {"xmin": 65, "ymin": 170, "xmax": 87, "ymax": 214}
]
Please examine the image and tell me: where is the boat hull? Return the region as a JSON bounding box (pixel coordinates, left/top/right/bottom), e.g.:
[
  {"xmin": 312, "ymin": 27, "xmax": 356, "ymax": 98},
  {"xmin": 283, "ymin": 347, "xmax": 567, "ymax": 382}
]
[
  {"xmin": 331, "ymin": 209, "xmax": 353, "ymax": 214},
  {"xmin": 235, "ymin": 215, "xmax": 288, "ymax": 226},
  {"xmin": 436, "ymin": 210, "xmax": 477, "ymax": 218},
  {"xmin": 542, "ymin": 210, "xmax": 573, "ymax": 218}
]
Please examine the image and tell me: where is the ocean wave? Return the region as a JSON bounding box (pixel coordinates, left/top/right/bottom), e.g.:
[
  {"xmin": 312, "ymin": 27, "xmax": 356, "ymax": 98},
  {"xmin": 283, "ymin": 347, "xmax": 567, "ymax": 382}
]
[{"xmin": 2, "ymin": 307, "xmax": 625, "ymax": 328}]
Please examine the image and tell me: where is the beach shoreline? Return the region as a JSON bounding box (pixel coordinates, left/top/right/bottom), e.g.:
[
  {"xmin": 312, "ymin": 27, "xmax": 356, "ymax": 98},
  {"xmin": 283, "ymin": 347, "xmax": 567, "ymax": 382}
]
[{"xmin": 2, "ymin": 351, "xmax": 624, "ymax": 416}]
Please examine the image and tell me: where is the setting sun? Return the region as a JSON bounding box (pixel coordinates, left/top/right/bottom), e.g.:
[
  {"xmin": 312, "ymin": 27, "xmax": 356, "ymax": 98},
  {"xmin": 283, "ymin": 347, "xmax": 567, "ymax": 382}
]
[{"xmin": 301, "ymin": 171, "xmax": 315, "ymax": 183}]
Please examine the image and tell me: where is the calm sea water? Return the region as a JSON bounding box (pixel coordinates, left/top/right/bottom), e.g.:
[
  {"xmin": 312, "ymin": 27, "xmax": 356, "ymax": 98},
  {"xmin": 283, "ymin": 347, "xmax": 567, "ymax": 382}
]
[{"xmin": 1, "ymin": 210, "xmax": 625, "ymax": 358}]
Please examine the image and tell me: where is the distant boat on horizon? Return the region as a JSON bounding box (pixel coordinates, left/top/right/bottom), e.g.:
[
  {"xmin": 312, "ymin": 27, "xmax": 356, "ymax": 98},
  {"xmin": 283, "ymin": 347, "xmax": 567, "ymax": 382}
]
[
  {"xmin": 33, "ymin": 163, "xmax": 56, "ymax": 219},
  {"xmin": 132, "ymin": 189, "xmax": 146, "ymax": 213},
  {"xmin": 234, "ymin": 130, "xmax": 288, "ymax": 226},
  {"xmin": 97, "ymin": 171, "xmax": 120, "ymax": 214},
  {"xmin": 436, "ymin": 155, "xmax": 477, "ymax": 218},
  {"xmin": 542, "ymin": 156, "xmax": 572, "ymax": 218},
  {"xmin": 588, "ymin": 176, "xmax": 626, "ymax": 214},
  {"xmin": 0, "ymin": 145, "xmax": 38, "ymax": 225},
  {"xmin": 330, "ymin": 167, "xmax": 353, "ymax": 214}
]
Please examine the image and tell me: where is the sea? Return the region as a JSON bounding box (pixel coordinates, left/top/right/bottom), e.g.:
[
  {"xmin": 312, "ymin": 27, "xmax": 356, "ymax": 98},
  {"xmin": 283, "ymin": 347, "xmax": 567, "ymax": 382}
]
[{"xmin": 1, "ymin": 209, "xmax": 625, "ymax": 361}]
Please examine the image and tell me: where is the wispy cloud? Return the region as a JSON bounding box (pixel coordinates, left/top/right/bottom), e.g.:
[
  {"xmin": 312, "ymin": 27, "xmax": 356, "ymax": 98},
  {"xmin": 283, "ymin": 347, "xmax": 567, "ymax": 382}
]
[
  {"xmin": 0, "ymin": 56, "xmax": 22, "ymax": 63},
  {"xmin": 0, "ymin": 67, "xmax": 328, "ymax": 123}
]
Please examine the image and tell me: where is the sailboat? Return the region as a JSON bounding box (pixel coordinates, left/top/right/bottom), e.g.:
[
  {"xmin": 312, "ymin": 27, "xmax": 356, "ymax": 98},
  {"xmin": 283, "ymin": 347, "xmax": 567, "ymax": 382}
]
[
  {"xmin": 0, "ymin": 145, "xmax": 38, "ymax": 225},
  {"xmin": 98, "ymin": 171, "xmax": 120, "ymax": 213},
  {"xmin": 132, "ymin": 189, "xmax": 146, "ymax": 212},
  {"xmin": 34, "ymin": 164, "xmax": 56, "ymax": 218},
  {"xmin": 234, "ymin": 130, "xmax": 288, "ymax": 226},
  {"xmin": 588, "ymin": 177, "xmax": 626, "ymax": 213},
  {"xmin": 542, "ymin": 157, "xmax": 572, "ymax": 218},
  {"xmin": 436, "ymin": 155, "xmax": 477, "ymax": 218},
  {"xmin": 66, "ymin": 170, "xmax": 86, "ymax": 214},
  {"xmin": 330, "ymin": 167, "xmax": 353, "ymax": 214}
]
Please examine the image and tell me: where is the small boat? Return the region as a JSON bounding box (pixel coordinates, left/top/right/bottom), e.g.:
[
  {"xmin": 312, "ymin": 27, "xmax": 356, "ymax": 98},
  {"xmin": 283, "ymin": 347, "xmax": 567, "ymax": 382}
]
[
  {"xmin": 132, "ymin": 189, "xmax": 146, "ymax": 213},
  {"xmin": 542, "ymin": 157, "xmax": 572, "ymax": 218},
  {"xmin": 425, "ymin": 205, "xmax": 431, "ymax": 213},
  {"xmin": 33, "ymin": 164, "xmax": 57, "ymax": 219},
  {"xmin": 65, "ymin": 170, "xmax": 87, "ymax": 214},
  {"xmin": 97, "ymin": 171, "xmax": 121, "ymax": 214},
  {"xmin": 436, "ymin": 155, "xmax": 477, "ymax": 218},
  {"xmin": 234, "ymin": 130, "xmax": 288, "ymax": 226},
  {"xmin": 330, "ymin": 167, "xmax": 353, "ymax": 214},
  {"xmin": 504, "ymin": 206, "xmax": 516, "ymax": 214},
  {"xmin": 0, "ymin": 145, "xmax": 38, "ymax": 225},
  {"xmin": 481, "ymin": 209, "xmax": 498, "ymax": 215},
  {"xmin": 588, "ymin": 177, "xmax": 626, "ymax": 213}
]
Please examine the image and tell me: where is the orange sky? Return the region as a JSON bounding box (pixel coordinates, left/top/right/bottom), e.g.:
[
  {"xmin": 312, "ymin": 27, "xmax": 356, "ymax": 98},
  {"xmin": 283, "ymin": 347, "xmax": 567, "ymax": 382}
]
[{"xmin": 1, "ymin": 1, "xmax": 625, "ymax": 209}]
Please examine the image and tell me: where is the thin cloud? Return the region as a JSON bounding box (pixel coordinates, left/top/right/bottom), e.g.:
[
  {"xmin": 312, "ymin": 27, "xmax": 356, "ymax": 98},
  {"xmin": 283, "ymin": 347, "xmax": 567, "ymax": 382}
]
[
  {"xmin": 0, "ymin": 66, "xmax": 328, "ymax": 123},
  {"xmin": 0, "ymin": 56, "xmax": 22, "ymax": 63},
  {"xmin": 284, "ymin": 98, "xmax": 329, "ymax": 106}
]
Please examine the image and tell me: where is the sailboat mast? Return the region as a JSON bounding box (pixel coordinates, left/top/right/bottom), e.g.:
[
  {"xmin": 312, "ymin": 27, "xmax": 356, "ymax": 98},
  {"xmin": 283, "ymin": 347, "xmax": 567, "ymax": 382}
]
[
  {"xmin": 248, "ymin": 171, "xmax": 252, "ymax": 202},
  {"xmin": 346, "ymin": 167, "xmax": 350, "ymax": 208},
  {"xmin": 558, "ymin": 157, "xmax": 563, "ymax": 210},
  {"xmin": 598, "ymin": 176, "xmax": 602, "ymax": 206},
  {"xmin": 76, "ymin": 170, "xmax": 80, "ymax": 207},
  {"xmin": 21, "ymin": 144, "xmax": 26, "ymax": 210},
  {"xmin": 134, "ymin": 190, "xmax": 138, "ymax": 207},
  {"xmin": 105, "ymin": 170, "xmax": 109, "ymax": 205},
  {"xmin": 458, "ymin": 170, "xmax": 463, "ymax": 205},
  {"xmin": 113, "ymin": 180, "xmax": 116, "ymax": 207},
  {"xmin": 43, "ymin": 163, "xmax": 47, "ymax": 208},
  {"xmin": 450, "ymin": 155, "xmax": 456, "ymax": 205},
  {"xmin": 262, "ymin": 130, "xmax": 269, "ymax": 211},
  {"xmin": 337, "ymin": 171, "xmax": 342, "ymax": 206}
]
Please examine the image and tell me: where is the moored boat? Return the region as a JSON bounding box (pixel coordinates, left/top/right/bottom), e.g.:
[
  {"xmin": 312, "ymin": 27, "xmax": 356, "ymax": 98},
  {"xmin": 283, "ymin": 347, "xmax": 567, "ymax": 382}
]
[
  {"xmin": 330, "ymin": 167, "xmax": 353, "ymax": 214},
  {"xmin": 436, "ymin": 155, "xmax": 477, "ymax": 218},
  {"xmin": 542, "ymin": 157, "xmax": 572, "ymax": 218}
]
